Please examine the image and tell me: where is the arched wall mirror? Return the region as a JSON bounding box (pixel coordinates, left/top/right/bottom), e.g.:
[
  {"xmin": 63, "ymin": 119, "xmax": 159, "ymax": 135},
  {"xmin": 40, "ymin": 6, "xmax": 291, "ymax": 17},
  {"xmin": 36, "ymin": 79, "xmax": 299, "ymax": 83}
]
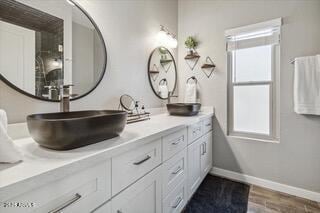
[
  {"xmin": 0, "ymin": 0, "xmax": 107, "ymax": 102},
  {"xmin": 147, "ymin": 47, "xmax": 177, "ymax": 100}
]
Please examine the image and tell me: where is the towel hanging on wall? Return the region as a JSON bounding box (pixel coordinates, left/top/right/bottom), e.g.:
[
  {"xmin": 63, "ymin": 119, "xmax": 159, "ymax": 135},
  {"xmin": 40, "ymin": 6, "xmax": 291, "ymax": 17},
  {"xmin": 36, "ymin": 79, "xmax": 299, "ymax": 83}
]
[
  {"xmin": 293, "ymin": 55, "xmax": 320, "ymax": 115},
  {"xmin": 184, "ymin": 77, "xmax": 198, "ymax": 103}
]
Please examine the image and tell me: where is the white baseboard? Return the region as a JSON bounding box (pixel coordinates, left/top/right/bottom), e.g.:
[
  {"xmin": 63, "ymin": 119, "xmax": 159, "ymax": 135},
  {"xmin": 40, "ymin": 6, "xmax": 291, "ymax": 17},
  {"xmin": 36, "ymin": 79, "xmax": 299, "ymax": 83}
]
[{"xmin": 210, "ymin": 167, "xmax": 320, "ymax": 202}]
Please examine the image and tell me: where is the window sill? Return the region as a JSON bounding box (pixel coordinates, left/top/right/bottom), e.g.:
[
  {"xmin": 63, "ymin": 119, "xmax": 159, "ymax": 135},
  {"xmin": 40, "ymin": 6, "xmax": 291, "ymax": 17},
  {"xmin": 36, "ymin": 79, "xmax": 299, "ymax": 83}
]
[{"xmin": 227, "ymin": 135, "xmax": 280, "ymax": 144}]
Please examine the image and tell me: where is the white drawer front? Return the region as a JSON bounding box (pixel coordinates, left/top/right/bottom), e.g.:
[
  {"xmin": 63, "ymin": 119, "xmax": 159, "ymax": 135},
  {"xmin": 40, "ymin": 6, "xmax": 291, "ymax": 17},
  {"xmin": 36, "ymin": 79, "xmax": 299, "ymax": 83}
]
[
  {"xmin": 1, "ymin": 161, "xmax": 111, "ymax": 213},
  {"xmin": 112, "ymin": 138, "xmax": 162, "ymax": 195},
  {"xmin": 162, "ymin": 128, "xmax": 187, "ymax": 161},
  {"xmin": 203, "ymin": 117, "xmax": 213, "ymax": 134},
  {"xmin": 93, "ymin": 201, "xmax": 111, "ymax": 213},
  {"xmin": 162, "ymin": 181, "xmax": 187, "ymax": 213},
  {"xmin": 188, "ymin": 121, "xmax": 203, "ymax": 144},
  {"xmin": 162, "ymin": 148, "xmax": 187, "ymax": 198},
  {"xmin": 112, "ymin": 166, "xmax": 162, "ymax": 213}
]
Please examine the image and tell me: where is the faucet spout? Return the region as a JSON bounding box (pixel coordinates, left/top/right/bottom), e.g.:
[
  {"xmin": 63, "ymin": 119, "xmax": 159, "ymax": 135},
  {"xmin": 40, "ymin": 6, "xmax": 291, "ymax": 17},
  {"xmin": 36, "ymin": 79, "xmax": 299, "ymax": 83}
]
[{"xmin": 60, "ymin": 85, "xmax": 73, "ymax": 112}]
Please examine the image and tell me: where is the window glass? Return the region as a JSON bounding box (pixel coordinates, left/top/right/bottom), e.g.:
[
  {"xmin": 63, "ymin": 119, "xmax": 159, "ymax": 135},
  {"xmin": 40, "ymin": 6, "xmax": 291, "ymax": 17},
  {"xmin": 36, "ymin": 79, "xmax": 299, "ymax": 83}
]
[
  {"xmin": 233, "ymin": 45, "xmax": 272, "ymax": 82},
  {"xmin": 233, "ymin": 85, "xmax": 270, "ymax": 135}
]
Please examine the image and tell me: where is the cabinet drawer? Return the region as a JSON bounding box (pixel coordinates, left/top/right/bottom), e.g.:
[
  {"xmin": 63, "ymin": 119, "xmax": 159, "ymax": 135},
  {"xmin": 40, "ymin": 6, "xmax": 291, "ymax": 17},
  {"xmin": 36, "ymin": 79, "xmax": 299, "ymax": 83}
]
[
  {"xmin": 163, "ymin": 181, "xmax": 187, "ymax": 213},
  {"xmin": 93, "ymin": 201, "xmax": 111, "ymax": 213},
  {"xmin": 112, "ymin": 138, "xmax": 162, "ymax": 195},
  {"xmin": 188, "ymin": 121, "xmax": 203, "ymax": 144},
  {"xmin": 1, "ymin": 161, "xmax": 111, "ymax": 213},
  {"xmin": 112, "ymin": 166, "xmax": 162, "ymax": 213},
  {"xmin": 162, "ymin": 148, "xmax": 187, "ymax": 198},
  {"xmin": 203, "ymin": 117, "xmax": 213, "ymax": 134},
  {"xmin": 162, "ymin": 128, "xmax": 187, "ymax": 161}
]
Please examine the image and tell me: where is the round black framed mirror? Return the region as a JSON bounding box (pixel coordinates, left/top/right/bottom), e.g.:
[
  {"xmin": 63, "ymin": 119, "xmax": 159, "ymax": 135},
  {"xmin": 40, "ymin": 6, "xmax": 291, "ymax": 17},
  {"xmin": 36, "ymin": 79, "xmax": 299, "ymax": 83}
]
[
  {"xmin": 147, "ymin": 47, "xmax": 177, "ymax": 100},
  {"xmin": 0, "ymin": 0, "xmax": 107, "ymax": 102}
]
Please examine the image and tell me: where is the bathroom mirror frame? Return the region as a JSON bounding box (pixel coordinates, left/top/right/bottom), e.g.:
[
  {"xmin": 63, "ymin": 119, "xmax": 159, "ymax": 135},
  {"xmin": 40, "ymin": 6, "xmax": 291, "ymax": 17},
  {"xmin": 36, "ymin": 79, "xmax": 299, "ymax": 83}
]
[
  {"xmin": 0, "ymin": 0, "xmax": 107, "ymax": 102},
  {"xmin": 147, "ymin": 47, "xmax": 177, "ymax": 100}
]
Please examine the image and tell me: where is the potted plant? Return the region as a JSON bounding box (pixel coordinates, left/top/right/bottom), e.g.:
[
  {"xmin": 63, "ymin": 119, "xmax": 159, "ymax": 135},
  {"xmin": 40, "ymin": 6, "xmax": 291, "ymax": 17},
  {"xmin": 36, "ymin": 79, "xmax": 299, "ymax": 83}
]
[{"xmin": 184, "ymin": 36, "xmax": 199, "ymax": 55}]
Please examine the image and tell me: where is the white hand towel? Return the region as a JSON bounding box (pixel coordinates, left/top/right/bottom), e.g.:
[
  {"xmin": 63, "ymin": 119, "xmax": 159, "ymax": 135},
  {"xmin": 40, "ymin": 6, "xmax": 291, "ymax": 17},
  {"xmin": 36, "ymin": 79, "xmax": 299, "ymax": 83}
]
[
  {"xmin": 294, "ymin": 55, "xmax": 320, "ymax": 115},
  {"xmin": 159, "ymin": 84, "xmax": 169, "ymax": 99},
  {"xmin": 0, "ymin": 109, "xmax": 23, "ymax": 163},
  {"xmin": 184, "ymin": 82, "xmax": 197, "ymax": 103}
]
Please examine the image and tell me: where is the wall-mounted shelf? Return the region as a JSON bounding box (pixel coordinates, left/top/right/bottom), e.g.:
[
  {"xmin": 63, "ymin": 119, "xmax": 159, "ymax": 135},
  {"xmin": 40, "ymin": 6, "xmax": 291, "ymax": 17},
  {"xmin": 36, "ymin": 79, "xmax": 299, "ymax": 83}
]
[
  {"xmin": 184, "ymin": 53, "xmax": 200, "ymax": 70},
  {"xmin": 201, "ymin": 64, "xmax": 215, "ymax": 69},
  {"xmin": 160, "ymin": 59, "xmax": 172, "ymax": 73},
  {"xmin": 149, "ymin": 64, "xmax": 160, "ymax": 81},
  {"xmin": 184, "ymin": 54, "xmax": 200, "ymax": 60},
  {"xmin": 160, "ymin": 59, "xmax": 173, "ymax": 64},
  {"xmin": 201, "ymin": 56, "xmax": 215, "ymax": 78}
]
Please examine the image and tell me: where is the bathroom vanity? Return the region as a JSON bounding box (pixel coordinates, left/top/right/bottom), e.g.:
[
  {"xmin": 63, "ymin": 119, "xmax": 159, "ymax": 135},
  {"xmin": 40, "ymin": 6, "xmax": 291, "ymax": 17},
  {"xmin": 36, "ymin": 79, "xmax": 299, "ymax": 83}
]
[{"xmin": 0, "ymin": 108, "xmax": 213, "ymax": 213}]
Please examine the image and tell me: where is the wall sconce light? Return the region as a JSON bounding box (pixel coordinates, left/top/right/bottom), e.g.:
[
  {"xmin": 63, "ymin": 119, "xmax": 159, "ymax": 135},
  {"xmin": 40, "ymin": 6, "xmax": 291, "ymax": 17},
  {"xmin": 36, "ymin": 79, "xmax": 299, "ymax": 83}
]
[{"xmin": 157, "ymin": 25, "xmax": 177, "ymax": 49}]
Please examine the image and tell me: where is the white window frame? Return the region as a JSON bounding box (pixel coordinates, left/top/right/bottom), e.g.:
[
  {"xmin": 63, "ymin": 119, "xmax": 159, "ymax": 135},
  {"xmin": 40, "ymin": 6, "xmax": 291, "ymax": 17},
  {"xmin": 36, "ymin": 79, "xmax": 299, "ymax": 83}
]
[{"xmin": 226, "ymin": 18, "xmax": 281, "ymax": 142}]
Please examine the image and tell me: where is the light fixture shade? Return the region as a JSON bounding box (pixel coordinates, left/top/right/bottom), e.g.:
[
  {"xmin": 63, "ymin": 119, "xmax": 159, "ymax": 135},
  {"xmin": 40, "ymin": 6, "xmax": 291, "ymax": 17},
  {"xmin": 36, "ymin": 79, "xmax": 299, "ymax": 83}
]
[{"xmin": 156, "ymin": 27, "xmax": 177, "ymax": 49}]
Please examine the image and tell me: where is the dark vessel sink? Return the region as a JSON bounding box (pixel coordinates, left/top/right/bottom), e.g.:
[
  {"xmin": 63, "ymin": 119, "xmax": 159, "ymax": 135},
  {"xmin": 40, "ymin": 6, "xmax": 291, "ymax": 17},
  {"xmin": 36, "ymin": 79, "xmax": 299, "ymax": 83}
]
[
  {"xmin": 167, "ymin": 103, "xmax": 201, "ymax": 116},
  {"xmin": 27, "ymin": 110, "xmax": 127, "ymax": 150}
]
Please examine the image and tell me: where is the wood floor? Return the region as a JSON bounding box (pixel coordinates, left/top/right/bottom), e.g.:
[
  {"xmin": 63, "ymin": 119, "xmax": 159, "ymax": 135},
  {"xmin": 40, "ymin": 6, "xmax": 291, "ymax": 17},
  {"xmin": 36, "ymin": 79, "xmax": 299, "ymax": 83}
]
[{"xmin": 247, "ymin": 185, "xmax": 320, "ymax": 213}]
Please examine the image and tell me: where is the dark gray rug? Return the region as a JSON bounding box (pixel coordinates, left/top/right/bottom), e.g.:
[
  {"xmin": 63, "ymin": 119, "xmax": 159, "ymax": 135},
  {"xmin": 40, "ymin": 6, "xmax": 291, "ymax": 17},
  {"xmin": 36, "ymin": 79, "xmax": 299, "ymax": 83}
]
[{"xmin": 184, "ymin": 175, "xmax": 250, "ymax": 213}]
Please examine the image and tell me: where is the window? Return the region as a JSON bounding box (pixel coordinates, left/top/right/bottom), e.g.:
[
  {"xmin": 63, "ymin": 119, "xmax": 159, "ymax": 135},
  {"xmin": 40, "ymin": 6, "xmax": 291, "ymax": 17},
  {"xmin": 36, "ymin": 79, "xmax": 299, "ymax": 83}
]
[{"xmin": 226, "ymin": 18, "xmax": 281, "ymax": 141}]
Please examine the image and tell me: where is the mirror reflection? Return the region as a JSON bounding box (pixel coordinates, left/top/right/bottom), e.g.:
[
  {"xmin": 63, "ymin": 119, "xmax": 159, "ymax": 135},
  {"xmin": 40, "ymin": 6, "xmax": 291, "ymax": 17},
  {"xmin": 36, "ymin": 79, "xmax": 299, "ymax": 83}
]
[
  {"xmin": 0, "ymin": 0, "xmax": 106, "ymax": 101},
  {"xmin": 148, "ymin": 47, "xmax": 177, "ymax": 99}
]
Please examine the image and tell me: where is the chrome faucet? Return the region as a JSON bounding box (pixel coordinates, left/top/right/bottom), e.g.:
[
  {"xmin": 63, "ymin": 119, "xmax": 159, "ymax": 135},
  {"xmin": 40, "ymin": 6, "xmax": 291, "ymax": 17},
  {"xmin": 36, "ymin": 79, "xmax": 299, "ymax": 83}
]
[
  {"xmin": 60, "ymin": 85, "xmax": 73, "ymax": 112},
  {"xmin": 168, "ymin": 91, "xmax": 178, "ymax": 104}
]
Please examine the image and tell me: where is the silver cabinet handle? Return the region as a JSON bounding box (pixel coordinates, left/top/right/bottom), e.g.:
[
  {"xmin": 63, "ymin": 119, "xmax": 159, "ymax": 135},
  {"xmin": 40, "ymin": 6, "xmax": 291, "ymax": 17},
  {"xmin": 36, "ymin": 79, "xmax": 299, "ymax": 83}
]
[
  {"xmin": 133, "ymin": 155, "xmax": 151, "ymax": 165},
  {"xmin": 201, "ymin": 143, "xmax": 205, "ymax": 155},
  {"xmin": 172, "ymin": 166, "xmax": 182, "ymax": 174},
  {"xmin": 117, "ymin": 210, "xmax": 122, "ymax": 213},
  {"xmin": 171, "ymin": 136, "xmax": 184, "ymax": 145},
  {"xmin": 48, "ymin": 193, "xmax": 81, "ymax": 213},
  {"xmin": 206, "ymin": 123, "xmax": 211, "ymax": 127},
  {"xmin": 204, "ymin": 142, "xmax": 207, "ymax": 154},
  {"xmin": 171, "ymin": 196, "xmax": 183, "ymax": 209}
]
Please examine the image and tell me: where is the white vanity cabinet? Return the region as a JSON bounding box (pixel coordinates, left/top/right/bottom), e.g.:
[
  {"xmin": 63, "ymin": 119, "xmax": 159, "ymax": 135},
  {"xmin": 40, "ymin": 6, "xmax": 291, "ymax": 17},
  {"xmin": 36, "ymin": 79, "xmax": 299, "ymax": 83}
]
[{"xmin": 2, "ymin": 113, "xmax": 213, "ymax": 213}]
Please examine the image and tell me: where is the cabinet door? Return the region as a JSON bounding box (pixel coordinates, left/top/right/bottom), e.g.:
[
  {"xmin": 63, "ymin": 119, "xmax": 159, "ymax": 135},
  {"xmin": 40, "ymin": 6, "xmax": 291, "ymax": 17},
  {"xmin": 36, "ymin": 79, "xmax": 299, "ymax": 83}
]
[
  {"xmin": 201, "ymin": 131, "xmax": 213, "ymax": 178},
  {"xmin": 93, "ymin": 201, "xmax": 111, "ymax": 213},
  {"xmin": 112, "ymin": 166, "xmax": 162, "ymax": 213},
  {"xmin": 187, "ymin": 138, "xmax": 202, "ymax": 197}
]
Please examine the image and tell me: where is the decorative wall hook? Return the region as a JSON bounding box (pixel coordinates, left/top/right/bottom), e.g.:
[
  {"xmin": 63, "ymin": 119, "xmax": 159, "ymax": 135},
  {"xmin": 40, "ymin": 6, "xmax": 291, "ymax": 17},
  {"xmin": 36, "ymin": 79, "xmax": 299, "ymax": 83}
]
[
  {"xmin": 149, "ymin": 64, "xmax": 159, "ymax": 81},
  {"xmin": 201, "ymin": 56, "xmax": 215, "ymax": 78},
  {"xmin": 184, "ymin": 53, "xmax": 200, "ymax": 70}
]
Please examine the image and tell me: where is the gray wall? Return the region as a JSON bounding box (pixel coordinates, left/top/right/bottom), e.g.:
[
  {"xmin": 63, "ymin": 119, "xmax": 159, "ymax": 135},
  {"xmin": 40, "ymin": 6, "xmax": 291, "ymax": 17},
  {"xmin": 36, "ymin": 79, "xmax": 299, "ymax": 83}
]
[
  {"xmin": 0, "ymin": 0, "xmax": 178, "ymax": 123},
  {"xmin": 178, "ymin": 0, "xmax": 320, "ymax": 192}
]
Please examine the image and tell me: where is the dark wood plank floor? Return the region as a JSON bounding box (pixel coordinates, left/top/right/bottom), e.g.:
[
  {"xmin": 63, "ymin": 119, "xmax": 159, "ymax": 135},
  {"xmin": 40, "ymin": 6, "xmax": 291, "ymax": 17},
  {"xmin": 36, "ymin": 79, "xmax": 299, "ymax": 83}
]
[{"xmin": 247, "ymin": 185, "xmax": 320, "ymax": 213}]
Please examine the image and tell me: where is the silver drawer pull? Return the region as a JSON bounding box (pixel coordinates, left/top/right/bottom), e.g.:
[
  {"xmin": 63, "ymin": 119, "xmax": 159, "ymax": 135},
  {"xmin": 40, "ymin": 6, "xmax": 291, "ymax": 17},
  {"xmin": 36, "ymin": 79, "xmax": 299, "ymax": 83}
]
[
  {"xmin": 171, "ymin": 136, "xmax": 184, "ymax": 145},
  {"xmin": 201, "ymin": 143, "xmax": 206, "ymax": 155},
  {"xmin": 133, "ymin": 155, "xmax": 151, "ymax": 165},
  {"xmin": 48, "ymin": 193, "xmax": 81, "ymax": 213},
  {"xmin": 171, "ymin": 196, "xmax": 183, "ymax": 209},
  {"xmin": 172, "ymin": 166, "xmax": 182, "ymax": 174},
  {"xmin": 206, "ymin": 123, "xmax": 211, "ymax": 127}
]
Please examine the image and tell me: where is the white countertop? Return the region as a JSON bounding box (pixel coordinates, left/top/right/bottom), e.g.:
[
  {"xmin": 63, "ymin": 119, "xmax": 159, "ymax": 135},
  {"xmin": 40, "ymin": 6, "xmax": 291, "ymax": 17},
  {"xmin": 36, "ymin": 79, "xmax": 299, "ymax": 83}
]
[{"xmin": 0, "ymin": 107, "xmax": 214, "ymax": 200}]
